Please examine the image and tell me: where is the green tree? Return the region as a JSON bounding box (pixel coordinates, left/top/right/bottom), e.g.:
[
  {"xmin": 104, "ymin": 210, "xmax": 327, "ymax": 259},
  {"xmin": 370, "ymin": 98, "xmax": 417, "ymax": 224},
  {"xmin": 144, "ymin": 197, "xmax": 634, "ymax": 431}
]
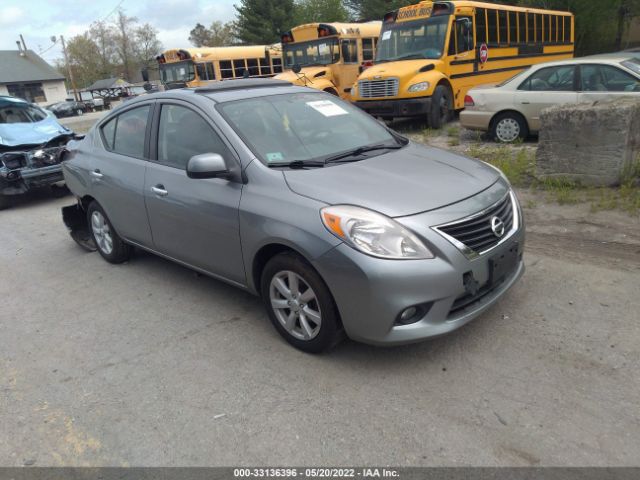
[
  {"xmin": 294, "ymin": 0, "xmax": 349, "ymax": 24},
  {"xmin": 65, "ymin": 33, "xmax": 102, "ymax": 88},
  {"xmin": 89, "ymin": 20, "xmax": 116, "ymax": 79},
  {"xmin": 189, "ymin": 21, "xmax": 236, "ymax": 47},
  {"xmin": 234, "ymin": 0, "xmax": 296, "ymax": 44},
  {"xmin": 343, "ymin": 0, "xmax": 414, "ymax": 21},
  {"xmin": 135, "ymin": 23, "xmax": 163, "ymax": 70}
]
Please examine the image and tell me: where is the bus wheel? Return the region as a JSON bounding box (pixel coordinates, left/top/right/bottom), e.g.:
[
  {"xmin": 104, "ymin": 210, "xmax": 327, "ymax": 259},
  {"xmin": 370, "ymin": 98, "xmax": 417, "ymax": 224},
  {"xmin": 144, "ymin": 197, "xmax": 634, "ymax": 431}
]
[
  {"xmin": 428, "ymin": 85, "xmax": 453, "ymax": 129},
  {"xmin": 491, "ymin": 112, "xmax": 529, "ymax": 143}
]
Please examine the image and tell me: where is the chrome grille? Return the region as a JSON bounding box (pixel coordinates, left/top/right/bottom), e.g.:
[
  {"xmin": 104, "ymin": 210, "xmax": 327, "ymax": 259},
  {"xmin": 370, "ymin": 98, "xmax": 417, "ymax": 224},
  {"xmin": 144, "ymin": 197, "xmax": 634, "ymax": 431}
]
[
  {"xmin": 434, "ymin": 192, "xmax": 518, "ymax": 257},
  {"xmin": 358, "ymin": 78, "xmax": 399, "ymax": 98}
]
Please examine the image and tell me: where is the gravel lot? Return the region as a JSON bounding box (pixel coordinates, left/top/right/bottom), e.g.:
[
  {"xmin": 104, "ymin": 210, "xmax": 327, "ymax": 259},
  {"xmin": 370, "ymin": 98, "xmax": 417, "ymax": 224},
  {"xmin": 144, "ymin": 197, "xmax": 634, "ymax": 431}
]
[{"xmin": 1, "ymin": 114, "xmax": 639, "ymax": 467}]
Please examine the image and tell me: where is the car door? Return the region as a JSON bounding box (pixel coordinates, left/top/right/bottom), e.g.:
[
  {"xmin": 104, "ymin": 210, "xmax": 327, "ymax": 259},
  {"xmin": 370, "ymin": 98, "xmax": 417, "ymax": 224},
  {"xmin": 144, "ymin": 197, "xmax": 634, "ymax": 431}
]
[
  {"xmin": 514, "ymin": 65, "xmax": 579, "ymax": 132},
  {"xmin": 90, "ymin": 103, "xmax": 154, "ymax": 246},
  {"xmin": 578, "ymin": 63, "xmax": 640, "ymax": 103},
  {"xmin": 144, "ymin": 100, "xmax": 245, "ymax": 284}
]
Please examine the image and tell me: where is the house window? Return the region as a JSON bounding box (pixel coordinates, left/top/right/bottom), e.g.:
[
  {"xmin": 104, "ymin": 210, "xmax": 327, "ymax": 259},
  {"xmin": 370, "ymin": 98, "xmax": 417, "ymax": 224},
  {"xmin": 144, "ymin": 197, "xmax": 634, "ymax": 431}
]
[{"xmin": 6, "ymin": 83, "xmax": 46, "ymax": 103}]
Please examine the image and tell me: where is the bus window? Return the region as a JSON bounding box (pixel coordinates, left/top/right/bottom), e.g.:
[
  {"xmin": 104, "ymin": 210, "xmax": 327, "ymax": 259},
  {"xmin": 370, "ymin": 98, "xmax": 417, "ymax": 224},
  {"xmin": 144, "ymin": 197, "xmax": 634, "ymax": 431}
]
[
  {"xmin": 341, "ymin": 40, "xmax": 358, "ymax": 64},
  {"xmin": 527, "ymin": 13, "xmax": 534, "ymax": 43},
  {"xmin": 499, "ymin": 10, "xmax": 508, "ymax": 45},
  {"xmin": 362, "ymin": 38, "xmax": 375, "ymax": 61},
  {"xmin": 220, "ymin": 60, "xmax": 234, "ymax": 79},
  {"xmin": 475, "ymin": 8, "xmax": 487, "ymax": 44},
  {"xmin": 247, "ymin": 59, "xmax": 259, "ymax": 76},
  {"xmin": 206, "ymin": 62, "xmax": 215, "ymax": 80},
  {"xmin": 196, "ymin": 64, "xmax": 206, "ymax": 81},
  {"xmin": 564, "ymin": 16, "xmax": 571, "ymax": 43},
  {"xmin": 509, "ymin": 11, "xmax": 517, "ymax": 44},
  {"xmin": 272, "ymin": 57, "xmax": 283, "ymax": 74},
  {"xmin": 487, "ymin": 10, "xmax": 497, "ymax": 45},
  {"xmin": 518, "ymin": 12, "xmax": 525, "ymax": 43},
  {"xmin": 233, "ymin": 59, "xmax": 246, "ymax": 77},
  {"xmin": 450, "ymin": 17, "xmax": 473, "ymax": 55},
  {"xmin": 536, "ymin": 14, "xmax": 543, "ymax": 44}
]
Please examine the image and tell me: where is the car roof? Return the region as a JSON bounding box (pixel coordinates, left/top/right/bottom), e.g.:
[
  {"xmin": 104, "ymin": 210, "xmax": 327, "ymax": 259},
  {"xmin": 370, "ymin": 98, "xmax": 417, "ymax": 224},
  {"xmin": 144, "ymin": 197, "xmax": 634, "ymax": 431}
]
[
  {"xmin": 530, "ymin": 55, "xmax": 638, "ymax": 69},
  {"xmin": 120, "ymin": 79, "xmax": 314, "ymax": 107}
]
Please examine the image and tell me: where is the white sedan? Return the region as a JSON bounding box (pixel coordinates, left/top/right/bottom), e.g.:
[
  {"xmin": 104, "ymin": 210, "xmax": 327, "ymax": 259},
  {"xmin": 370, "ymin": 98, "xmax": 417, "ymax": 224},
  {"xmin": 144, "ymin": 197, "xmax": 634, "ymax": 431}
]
[{"xmin": 460, "ymin": 56, "xmax": 640, "ymax": 143}]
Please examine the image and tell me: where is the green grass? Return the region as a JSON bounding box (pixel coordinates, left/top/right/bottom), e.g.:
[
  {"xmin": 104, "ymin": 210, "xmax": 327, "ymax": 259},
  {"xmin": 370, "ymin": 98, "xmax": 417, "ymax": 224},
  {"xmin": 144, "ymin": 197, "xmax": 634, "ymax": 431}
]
[
  {"xmin": 466, "ymin": 145, "xmax": 535, "ymax": 186},
  {"xmin": 446, "ymin": 126, "xmax": 460, "ymax": 138}
]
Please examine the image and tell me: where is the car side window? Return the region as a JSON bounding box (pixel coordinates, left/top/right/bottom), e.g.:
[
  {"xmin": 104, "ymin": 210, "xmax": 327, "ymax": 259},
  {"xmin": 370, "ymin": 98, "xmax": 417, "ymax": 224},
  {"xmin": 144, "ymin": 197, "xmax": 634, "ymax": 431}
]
[
  {"xmin": 157, "ymin": 104, "xmax": 230, "ymax": 170},
  {"xmin": 581, "ymin": 64, "xmax": 640, "ymax": 92},
  {"xmin": 519, "ymin": 66, "xmax": 575, "ymax": 92},
  {"xmin": 101, "ymin": 105, "xmax": 150, "ymax": 157}
]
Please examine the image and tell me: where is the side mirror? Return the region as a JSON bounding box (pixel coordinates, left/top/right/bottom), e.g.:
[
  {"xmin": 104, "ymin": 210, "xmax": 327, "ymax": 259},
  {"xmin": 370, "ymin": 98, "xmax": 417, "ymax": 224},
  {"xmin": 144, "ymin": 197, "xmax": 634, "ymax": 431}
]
[
  {"xmin": 141, "ymin": 69, "xmax": 149, "ymax": 82},
  {"xmin": 292, "ymin": 64, "xmax": 302, "ymax": 74},
  {"xmin": 186, "ymin": 153, "xmax": 230, "ymax": 179}
]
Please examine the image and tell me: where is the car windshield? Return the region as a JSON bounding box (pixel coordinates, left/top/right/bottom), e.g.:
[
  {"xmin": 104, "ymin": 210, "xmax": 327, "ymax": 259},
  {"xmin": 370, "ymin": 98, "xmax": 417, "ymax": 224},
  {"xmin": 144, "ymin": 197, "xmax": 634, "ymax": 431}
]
[
  {"xmin": 218, "ymin": 92, "xmax": 399, "ymax": 166},
  {"xmin": 376, "ymin": 16, "xmax": 449, "ymax": 62},
  {"xmin": 283, "ymin": 38, "xmax": 340, "ymax": 68},
  {"xmin": 160, "ymin": 61, "xmax": 195, "ymax": 83},
  {"xmin": 0, "ymin": 103, "xmax": 48, "ymax": 124}
]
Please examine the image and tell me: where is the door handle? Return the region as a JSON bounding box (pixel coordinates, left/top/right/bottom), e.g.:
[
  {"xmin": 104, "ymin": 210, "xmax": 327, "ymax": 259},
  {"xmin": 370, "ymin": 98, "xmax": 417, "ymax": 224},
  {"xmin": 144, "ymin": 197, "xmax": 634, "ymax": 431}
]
[
  {"xmin": 151, "ymin": 185, "xmax": 168, "ymax": 197},
  {"xmin": 521, "ymin": 101, "xmax": 530, "ymax": 105},
  {"xmin": 90, "ymin": 169, "xmax": 103, "ymax": 179}
]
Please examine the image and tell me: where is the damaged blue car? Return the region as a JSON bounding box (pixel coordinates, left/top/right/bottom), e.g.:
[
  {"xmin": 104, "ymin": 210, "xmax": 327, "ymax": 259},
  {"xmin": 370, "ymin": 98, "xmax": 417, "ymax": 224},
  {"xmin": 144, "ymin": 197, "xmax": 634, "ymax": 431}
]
[{"xmin": 0, "ymin": 95, "xmax": 78, "ymax": 209}]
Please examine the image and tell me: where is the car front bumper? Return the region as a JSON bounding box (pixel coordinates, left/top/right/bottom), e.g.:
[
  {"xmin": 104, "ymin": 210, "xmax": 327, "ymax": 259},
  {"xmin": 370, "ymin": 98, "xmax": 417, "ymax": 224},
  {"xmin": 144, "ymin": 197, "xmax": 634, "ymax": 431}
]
[
  {"xmin": 312, "ymin": 185, "xmax": 525, "ymax": 346},
  {"xmin": 353, "ymin": 97, "xmax": 431, "ymax": 118},
  {"xmin": 1, "ymin": 164, "xmax": 64, "ymax": 195}
]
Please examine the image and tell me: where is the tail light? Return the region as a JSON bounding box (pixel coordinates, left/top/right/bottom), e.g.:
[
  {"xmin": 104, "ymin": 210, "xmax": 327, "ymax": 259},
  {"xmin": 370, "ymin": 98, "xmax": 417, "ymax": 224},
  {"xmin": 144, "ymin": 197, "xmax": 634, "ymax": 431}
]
[{"xmin": 464, "ymin": 95, "xmax": 475, "ymax": 107}]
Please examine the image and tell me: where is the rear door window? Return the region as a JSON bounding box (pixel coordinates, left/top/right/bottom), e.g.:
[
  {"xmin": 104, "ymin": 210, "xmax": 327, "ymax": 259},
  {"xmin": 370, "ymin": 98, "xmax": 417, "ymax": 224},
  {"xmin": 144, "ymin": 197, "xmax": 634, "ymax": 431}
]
[
  {"xmin": 581, "ymin": 64, "xmax": 640, "ymax": 92},
  {"xmin": 100, "ymin": 105, "xmax": 150, "ymax": 158}
]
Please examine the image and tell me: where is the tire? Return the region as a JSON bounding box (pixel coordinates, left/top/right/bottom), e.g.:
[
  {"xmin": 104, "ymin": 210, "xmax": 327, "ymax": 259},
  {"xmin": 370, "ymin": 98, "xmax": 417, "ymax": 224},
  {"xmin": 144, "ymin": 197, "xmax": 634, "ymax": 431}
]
[
  {"xmin": 87, "ymin": 201, "xmax": 131, "ymax": 263},
  {"xmin": 491, "ymin": 112, "xmax": 529, "ymax": 143},
  {"xmin": 76, "ymin": 109, "xmax": 84, "ymax": 116},
  {"xmin": 0, "ymin": 194, "xmax": 10, "ymax": 210},
  {"xmin": 260, "ymin": 252, "xmax": 343, "ymax": 353},
  {"xmin": 428, "ymin": 84, "xmax": 454, "ymax": 129}
]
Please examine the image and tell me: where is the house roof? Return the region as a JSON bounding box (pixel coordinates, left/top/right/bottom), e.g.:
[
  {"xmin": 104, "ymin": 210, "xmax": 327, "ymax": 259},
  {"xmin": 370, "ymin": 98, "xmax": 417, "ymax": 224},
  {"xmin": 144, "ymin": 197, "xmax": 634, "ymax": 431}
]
[
  {"xmin": 0, "ymin": 50, "xmax": 65, "ymax": 84},
  {"xmin": 87, "ymin": 77, "xmax": 132, "ymax": 90}
]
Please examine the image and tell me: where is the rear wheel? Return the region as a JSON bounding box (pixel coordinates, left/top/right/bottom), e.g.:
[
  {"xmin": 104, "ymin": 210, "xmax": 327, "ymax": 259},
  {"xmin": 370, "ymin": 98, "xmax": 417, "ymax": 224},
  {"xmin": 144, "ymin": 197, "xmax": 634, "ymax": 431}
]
[
  {"xmin": 87, "ymin": 201, "xmax": 131, "ymax": 263},
  {"xmin": 76, "ymin": 108, "xmax": 84, "ymax": 116},
  {"xmin": 260, "ymin": 252, "xmax": 343, "ymax": 353},
  {"xmin": 0, "ymin": 194, "xmax": 10, "ymax": 210},
  {"xmin": 491, "ymin": 112, "xmax": 529, "ymax": 143},
  {"xmin": 428, "ymin": 84, "xmax": 453, "ymax": 129}
]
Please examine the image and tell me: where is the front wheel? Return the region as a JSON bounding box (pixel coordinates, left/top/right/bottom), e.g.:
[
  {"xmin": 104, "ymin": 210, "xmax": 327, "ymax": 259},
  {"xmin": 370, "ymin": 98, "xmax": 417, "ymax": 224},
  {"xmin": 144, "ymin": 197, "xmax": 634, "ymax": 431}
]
[
  {"xmin": 87, "ymin": 201, "xmax": 131, "ymax": 263},
  {"xmin": 428, "ymin": 85, "xmax": 453, "ymax": 129},
  {"xmin": 260, "ymin": 252, "xmax": 343, "ymax": 353},
  {"xmin": 76, "ymin": 109, "xmax": 84, "ymax": 116},
  {"xmin": 491, "ymin": 112, "xmax": 529, "ymax": 143}
]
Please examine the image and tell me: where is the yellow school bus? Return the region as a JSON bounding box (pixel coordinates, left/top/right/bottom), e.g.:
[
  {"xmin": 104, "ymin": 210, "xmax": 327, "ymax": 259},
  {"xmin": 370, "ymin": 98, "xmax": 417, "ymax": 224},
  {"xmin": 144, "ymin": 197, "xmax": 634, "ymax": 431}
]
[
  {"xmin": 156, "ymin": 45, "xmax": 283, "ymax": 88},
  {"xmin": 352, "ymin": 1, "xmax": 574, "ymax": 127},
  {"xmin": 275, "ymin": 22, "xmax": 382, "ymax": 99}
]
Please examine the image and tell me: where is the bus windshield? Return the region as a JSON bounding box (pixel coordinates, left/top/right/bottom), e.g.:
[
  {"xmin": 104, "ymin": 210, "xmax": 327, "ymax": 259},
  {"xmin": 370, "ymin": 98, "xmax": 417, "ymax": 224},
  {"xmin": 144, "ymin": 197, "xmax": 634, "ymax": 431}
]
[
  {"xmin": 284, "ymin": 38, "xmax": 340, "ymax": 68},
  {"xmin": 376, "ymin": 16, "xmax": 449, "ymax": 62},
  {"xmin": 160, "ymin": 61, "xmax": 195, "ymax": 83}
]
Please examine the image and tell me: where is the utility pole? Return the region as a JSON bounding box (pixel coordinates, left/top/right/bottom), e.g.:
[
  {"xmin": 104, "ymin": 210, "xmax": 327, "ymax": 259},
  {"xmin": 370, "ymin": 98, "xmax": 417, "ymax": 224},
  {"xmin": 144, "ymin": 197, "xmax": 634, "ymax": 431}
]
[{"xmin": 60, "ymin": 35, "xmax": 79, "ymax": 102}]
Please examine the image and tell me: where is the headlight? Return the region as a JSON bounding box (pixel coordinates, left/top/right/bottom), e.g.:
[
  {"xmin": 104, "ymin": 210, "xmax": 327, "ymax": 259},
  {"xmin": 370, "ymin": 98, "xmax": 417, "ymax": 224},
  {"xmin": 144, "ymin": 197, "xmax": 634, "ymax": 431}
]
[
  {"xmin": 321, "ymin": 205, "xmax": 434, "ymax": 260},
  {"xmin": 408, "ymin": 81, "xmax": 430, "ymax": 93}
]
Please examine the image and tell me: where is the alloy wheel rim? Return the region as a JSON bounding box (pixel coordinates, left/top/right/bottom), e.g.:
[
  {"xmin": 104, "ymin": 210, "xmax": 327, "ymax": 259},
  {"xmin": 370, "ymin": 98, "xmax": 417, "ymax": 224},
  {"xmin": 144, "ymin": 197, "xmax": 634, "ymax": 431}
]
[
  {"xmin": 496, "ymin": 118, "xmax": 520, "ymax": 143},
  {"xmin": 91, "ymin": 211, "xmax": 114, "ymax": 254},
  {"xmin": 269, "ymin": 271, "xmax": 322, "ymax": 341}
]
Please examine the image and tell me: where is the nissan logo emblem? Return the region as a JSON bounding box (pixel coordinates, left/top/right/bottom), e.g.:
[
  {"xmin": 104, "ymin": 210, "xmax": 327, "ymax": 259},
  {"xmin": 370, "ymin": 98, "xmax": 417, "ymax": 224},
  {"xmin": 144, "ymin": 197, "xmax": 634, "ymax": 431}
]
[{"xmin": 491, "ymin": 216, "xmax": 505, "ymax": 237}]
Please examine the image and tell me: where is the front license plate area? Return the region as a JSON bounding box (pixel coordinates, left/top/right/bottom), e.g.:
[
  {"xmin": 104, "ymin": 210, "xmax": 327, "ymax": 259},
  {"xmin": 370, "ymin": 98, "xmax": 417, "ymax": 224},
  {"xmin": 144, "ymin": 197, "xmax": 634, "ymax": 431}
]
[{"xmin": 489, "ymin": 242, "xmax": 519, "ymax": 287}]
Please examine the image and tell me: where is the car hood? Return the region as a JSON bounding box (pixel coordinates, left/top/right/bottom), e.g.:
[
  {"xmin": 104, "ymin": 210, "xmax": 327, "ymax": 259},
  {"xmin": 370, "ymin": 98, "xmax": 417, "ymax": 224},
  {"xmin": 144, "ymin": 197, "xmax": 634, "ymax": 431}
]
[
  {"xmin": 0, "ymin": 117, "xmax": 72, "ymax": 148},
  {"xmin": 283, "ymin": 142, "xmax": 500, "ymax": 217}
]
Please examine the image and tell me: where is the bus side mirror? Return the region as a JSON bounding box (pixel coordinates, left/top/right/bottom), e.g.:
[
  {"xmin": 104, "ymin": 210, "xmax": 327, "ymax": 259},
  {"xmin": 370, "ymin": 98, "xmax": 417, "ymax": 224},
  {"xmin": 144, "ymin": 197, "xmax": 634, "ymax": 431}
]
[
  {"xmin": 141, "ymin": 69, "xmax": 149, "ymax": 82},
  {"xmin": 292, "ymin": 64, "xmax": 302, "ymax": 74}
]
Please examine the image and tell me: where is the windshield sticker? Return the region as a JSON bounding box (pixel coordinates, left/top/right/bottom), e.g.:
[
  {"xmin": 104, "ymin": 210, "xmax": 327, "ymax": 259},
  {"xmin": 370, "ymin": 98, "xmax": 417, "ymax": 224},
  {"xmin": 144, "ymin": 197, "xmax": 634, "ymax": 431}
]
[
  {"xmin": 318, "ymin": 43, "xmax": 330, "ymax": 55},
  {"xmin": 306, "ymin": 100, "xmax": 348, "ymax": 117},
  {"xmin": 381, "ymin": 30, "xmax": 392, "ymax": 41},
  {"xmin": 266, "ymin": 152, "xmax": 284, "ymax": 162}
]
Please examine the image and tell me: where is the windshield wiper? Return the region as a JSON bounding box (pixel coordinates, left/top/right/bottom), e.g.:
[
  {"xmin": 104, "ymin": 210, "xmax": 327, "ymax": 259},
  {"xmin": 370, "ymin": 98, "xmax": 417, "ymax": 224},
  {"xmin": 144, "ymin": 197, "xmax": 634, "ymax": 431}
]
[
  {"xmin": 324, "ymin": 143, "xmax": 403, "ymax": 164},
  {"xmin": 267, "ymin": 160, "xmax": 325, "ymax": 169}
]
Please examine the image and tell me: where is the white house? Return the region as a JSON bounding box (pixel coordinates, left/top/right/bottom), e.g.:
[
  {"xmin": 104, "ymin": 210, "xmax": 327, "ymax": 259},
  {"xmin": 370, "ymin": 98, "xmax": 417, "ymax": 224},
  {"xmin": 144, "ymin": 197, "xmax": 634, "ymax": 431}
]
[{"xmin": 0, "ymin": 47, "xmax": 67, "ymax": 106}]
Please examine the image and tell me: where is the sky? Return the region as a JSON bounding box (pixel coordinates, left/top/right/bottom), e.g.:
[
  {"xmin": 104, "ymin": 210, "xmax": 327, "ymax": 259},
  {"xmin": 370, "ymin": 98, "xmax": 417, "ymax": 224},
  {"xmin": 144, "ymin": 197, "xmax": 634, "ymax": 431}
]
[{"xmin": 0, "ymin": 0, "xmax": 237, "ymax": 64}]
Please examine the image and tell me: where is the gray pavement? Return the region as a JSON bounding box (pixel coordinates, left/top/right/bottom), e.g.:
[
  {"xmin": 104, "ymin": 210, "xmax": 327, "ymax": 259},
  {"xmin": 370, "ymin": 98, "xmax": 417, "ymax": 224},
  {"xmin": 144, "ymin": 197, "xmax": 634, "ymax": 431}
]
[{"xmin": 1, "ymin": 191, "xmax": 639, "ymax": 467}]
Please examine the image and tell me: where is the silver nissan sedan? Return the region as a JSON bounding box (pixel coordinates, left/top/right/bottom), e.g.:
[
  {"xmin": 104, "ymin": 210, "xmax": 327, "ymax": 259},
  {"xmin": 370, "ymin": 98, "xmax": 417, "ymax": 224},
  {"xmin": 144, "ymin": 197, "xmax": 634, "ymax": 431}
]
[{"xmin": 62, "ymin": 79, "xmax": 524, "ymax": 352}]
